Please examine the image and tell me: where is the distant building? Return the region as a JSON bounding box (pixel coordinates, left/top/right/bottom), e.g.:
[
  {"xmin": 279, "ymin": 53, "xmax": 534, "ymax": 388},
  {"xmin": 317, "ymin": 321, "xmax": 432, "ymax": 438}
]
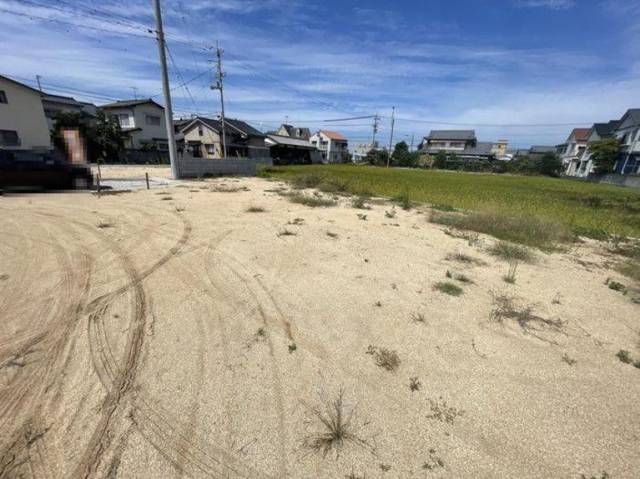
[
  {"xmin": 178, "ymin": 116, "xmax": 269, "ymax": 159},
  {"xmin": 352, "ymin": 141, "xmax": 379, "ymax": 163},
  {"xmin": 559, "ymin": 128, "xmax": 590, "ymax": 171},
  {"xmin": 265, "ymin": 134, "xmax": 320, "ymax": 165},
  {"xmin": 275, "ymin": 124, "xmax": 311, "ymax": 141},
  {"xmin": 310, "ymin": 130, "xmax": 349, "ymax": 163},
  {"xmin": 613, "ymin": 109, "xmax": 640, "ymax": 175},
  {"xmin": 566, "ymin": 121, "xmax": 619, "ymax": 177},
  {"xmin": 0, "ymin": 74, "xmax": 51, "ymax": 150},
  {"xmin": 419, "ymin": 130, "xmax": 508, "ymax": 160},
  {"xmin": 100, "ymin": 99, "xmax": 168, "ymax": 150}
]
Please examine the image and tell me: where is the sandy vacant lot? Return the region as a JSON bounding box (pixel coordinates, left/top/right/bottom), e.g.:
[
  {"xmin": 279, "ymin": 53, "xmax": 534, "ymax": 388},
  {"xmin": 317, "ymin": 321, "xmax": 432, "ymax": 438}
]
[{"xmin": 1, "ymin": 172, "xmax": 639, "ymax": 479}]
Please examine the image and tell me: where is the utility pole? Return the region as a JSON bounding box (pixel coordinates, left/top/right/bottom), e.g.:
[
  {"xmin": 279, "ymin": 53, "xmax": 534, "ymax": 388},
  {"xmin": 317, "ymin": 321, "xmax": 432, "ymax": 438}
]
[
  {"xmin": 371, "ymin": 113, "xmax": 379, "ymax": 149},
  {"xmin": 211, "ymin": 41, "xmax": 227, "ymax": 158},
  {"xmin": 35, "ymin": 75, "xmax": 43, "ymax": 92},
  {"xmin": 152, "ymin": 0, "xmax": 179, "ymax": 179},
  {"xmin": 410, "ymin": 133, "xmax": 414, "ymax": 152},
  {"xmin": 386, "ymin": 106, "xmax": 395, "ymax": 167},
  {"xmin": 131, "ymin": 86, "xmax": 138, "ymax": 99}
]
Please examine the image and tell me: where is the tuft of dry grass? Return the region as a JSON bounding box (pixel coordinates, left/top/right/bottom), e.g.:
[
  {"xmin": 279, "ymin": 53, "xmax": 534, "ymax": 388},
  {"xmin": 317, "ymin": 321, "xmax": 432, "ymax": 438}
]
[
  {"xmin": 302, "ymin": 388, "xmax": 373, "ymax": 458},
  {"xmin": 282, "ymin": 192, "xmax": 337, "ymax": 208},
  {"xmin": 411, "ymin": 312, "xmax": 426, "ymax": 323},
  {"xmin": 426, "ymin": 397, "xmax": 464, "ymax": 424},
  {"xmin": 326, "ymin": 231, "xmax": 339, "ymax": 239},
  {"xmin": 277, "ymin": 228, "xmax": 297, "ymax": 237},
  {"xmin": 409, "ymin": 377, "xmax": 421, "ymax": 392},
  {"xmin": 246, "ymin": 205, "xmax": 266, "ymax": 213},
  {"xmin": 366, "ymin": 345, "xmax": 401, "ymax": 372},
  {"xmin": 445, "ymin": 252, "xmax": 486, "ymax": 266},
  {"xmin": 503, "ymin": 260, "xmax": 519, "ymax": 284},
  {"xmin": 490, "ymin": 293, "xmax": 565, "ymax": 343},
  {"xmin": 211, "ymin": 185, "xmax": 249, "ymax": 193},
  {"xmin": 97, "ymin": 221, "xmax": 114, "ymax": 229}
]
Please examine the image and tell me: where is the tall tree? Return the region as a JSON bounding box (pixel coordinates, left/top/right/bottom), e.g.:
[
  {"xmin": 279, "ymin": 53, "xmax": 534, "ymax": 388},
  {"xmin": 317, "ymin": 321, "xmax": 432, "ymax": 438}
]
[
  {"xmin": 93, "ymin": 110, "xmax": 124, "ymax": 163},
  {"xmin": 589, "ymin": 138, "xmax": 620, "ymax": 175},
  {"xmin": 538, "ymin": 152, "xmax": 563, "ymax": 177}
]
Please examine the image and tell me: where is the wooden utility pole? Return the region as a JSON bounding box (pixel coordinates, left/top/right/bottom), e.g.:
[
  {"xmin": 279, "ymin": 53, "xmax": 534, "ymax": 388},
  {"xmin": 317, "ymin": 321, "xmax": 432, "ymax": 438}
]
[
  {"xmin": 152, "ymin": 0, "xmax": 179, "ymax": 179},
  {"xmin": 371, "ymin": 113, "xmax": 379, "ymax": 149},
  {"xmin": 211, "ymin": 42, "xmax": 227, "ymax": 158},
  {"xmin": 386, "ymin": 106, "xmax": 395, "ymax": 168},
  {"xmin": 35, "ymin": 75, "xmax": 43, "ymax": 92}
]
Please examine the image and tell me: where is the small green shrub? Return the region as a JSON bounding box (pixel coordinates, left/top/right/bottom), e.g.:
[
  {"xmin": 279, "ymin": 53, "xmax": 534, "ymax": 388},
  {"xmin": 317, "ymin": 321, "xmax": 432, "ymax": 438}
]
[
  {"xmin": 489, "ymin": 241, "xmax": 534, "ymax": 263},
  {"xmin": 433, "ymin": 281, "xmax": 463, "ymax": 296},
  {"xmin": 392, "ymin": 189, "xmax": 412, "ymax": 210},
  {"xmin": 616, "ymin": 350, "xmax": 632, "ymax": 364}
]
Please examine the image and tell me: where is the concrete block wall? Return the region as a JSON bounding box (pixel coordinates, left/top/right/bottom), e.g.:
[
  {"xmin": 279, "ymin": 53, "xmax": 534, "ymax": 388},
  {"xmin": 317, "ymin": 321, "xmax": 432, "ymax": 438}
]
[
  {"xmin": 178, "ymin": 158, "xmax": 273, "ymax": 178},
  {"xmin": 588, "ymin": 173, "xmax": 640, "ymax": 189}
]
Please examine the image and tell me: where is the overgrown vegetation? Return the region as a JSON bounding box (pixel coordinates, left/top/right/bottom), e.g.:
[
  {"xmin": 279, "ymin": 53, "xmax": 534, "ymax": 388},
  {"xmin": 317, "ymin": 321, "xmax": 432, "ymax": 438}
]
[
  {"xmin": 445, "ymin": 252, "xmax": 486, "ymax": 266},
  {"xmin": 280, "ymin": 191, "xmax": 337, "ymax": 208},
  {"xmin": 262, "ymin": 165, "xmax": 640, "ymax": 239},
  {"xmin": 432, "ymin": 210, "xmax": 572, "ymax": 249}
]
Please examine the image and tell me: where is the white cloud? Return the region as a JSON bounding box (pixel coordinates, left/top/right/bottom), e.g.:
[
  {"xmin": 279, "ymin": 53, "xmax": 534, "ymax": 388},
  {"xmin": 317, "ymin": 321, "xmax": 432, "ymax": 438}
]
[{"xmin": 516, "ymin": 0, "xmax": 575, "ymax": 9}]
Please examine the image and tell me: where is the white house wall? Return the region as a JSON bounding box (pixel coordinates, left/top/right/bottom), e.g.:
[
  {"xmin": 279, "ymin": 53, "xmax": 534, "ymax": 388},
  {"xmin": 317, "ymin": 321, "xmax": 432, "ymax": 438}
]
[{"xmin": 0, "ymin": 77, "xmax": 51, "ymax": 150}]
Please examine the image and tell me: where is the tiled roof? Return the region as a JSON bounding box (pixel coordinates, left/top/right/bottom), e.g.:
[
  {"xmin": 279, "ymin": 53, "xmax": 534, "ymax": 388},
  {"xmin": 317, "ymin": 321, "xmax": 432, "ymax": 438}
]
[
  {"xmin": 319, "ymin": 130, "xmax": 347, "ymax": 141},
  {"xmin": 427, "ymin": 130, "xmax": 476, "ymax": 141},
  {"xmin": 100, "ymin": 99, "xmax": 164, "ymax": 109}
]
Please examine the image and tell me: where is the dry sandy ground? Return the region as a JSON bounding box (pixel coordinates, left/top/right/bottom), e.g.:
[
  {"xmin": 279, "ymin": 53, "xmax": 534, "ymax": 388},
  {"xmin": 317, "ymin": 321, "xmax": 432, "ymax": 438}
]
[{"xmin": 1, "ymin": 172, "xmax": 639, "ymax": 479}]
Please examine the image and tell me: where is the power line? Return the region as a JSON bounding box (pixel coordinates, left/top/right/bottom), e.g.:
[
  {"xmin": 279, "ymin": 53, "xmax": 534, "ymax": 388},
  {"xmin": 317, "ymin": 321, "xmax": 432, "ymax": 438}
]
[{"xmin": 387, "ymin": 117, "xmax": 590, "ymax": 128}]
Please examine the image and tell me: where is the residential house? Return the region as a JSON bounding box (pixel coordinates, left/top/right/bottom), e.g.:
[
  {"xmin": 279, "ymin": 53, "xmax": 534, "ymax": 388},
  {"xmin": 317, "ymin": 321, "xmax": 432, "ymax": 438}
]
[
  {"xmin": 419, "ymin": 130, "xmax": 508, "ymax": 160},
  {"xmin": 566, "ymin": 121, "xmax": 619, "ymax": 177},
  {"xmin": 178, "ymin": 116, "xmax": 269, "ymax": 159},
  {"xmin": 514, "ymin": 145, "xmax": 557, "ymax": 160},
  {"xmin": 100, "ymin": 99, "xmax": 168, "ymax": 151},
  {"xmin": 352, "ymin": 141, "xmax": 379, "ymax": 163},
  {"xmin": 559, "ymin": 128, "xmax": 590, "ymax": 172},
  {"xmin": 613, "ymin": 109, "xmax": 640, "ymax": 175},
  {"xmin": 41, "ymin": 93, "xmax": 97, "ymax": 132},
  {"xmin": 420, "ymin": 130, "xmax": 477, "ymax": 153},
  {"xmin": 0, "ymin": 74, "xmax": 51, "ymax": 150},
  {"xmin": 265, "ymin": 134, "xmax": 320, "ymax": 165},
  {"xmin": 309, "ymin": 130, "xmax": 349, "ymax": 163},
  {"xmin": 275, "ymin": 124, "xmax": 311, "ymax": 141}
]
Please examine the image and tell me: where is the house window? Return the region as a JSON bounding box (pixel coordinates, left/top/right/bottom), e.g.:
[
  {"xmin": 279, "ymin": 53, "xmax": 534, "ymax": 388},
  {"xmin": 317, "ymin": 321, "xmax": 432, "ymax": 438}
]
[
  {"xmin": 145, "ymin": 114, "xmax": 161, "ymax": 126},
  {"xmin": 0, "ymin": 91, "xmax": 7, "ymax": 104},
  {"xmin": 117, "ymin": 114, "xmax": 133, "ymax": 128},
  {"xmin": 198, "ymin": 126, "xmax": 203, "ymax": 137},
  {"xmin": 206, "ymin": 144, "xmax": 216, "ymax": 154},
  {"xmin": 155, "ymin": 141, "xmax": 168, "ymax": 151},
  {"xmin": 0, "ymin": 130, "xmax": 20, "ymax": 146}
]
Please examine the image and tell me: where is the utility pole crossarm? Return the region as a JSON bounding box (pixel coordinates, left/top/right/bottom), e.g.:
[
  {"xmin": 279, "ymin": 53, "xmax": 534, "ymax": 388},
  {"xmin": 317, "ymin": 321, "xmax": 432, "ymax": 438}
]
[{"xmin": 387, "ymin": 107, "xmax": 395, "ymax": 168}]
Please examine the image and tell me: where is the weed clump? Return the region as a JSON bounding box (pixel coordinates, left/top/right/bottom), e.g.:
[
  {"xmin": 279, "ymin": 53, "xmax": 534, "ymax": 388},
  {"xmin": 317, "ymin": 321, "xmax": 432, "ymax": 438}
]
[
  {"xmin": 489, "ymin": 242, "xmax": 534, "ymax": 263},
  {"xmin": 277, "ymin": 228, "xmax": 297, "ymax": 237},
  {"xmin": 392, "ymin": 189, "xmax": 412, "ymax": 210},
  {"xmin": 503, "ymin": 260, "xmax": 519, "ymax": 284},
  {"xmin": 246, "ymin": 205, "xmax": 265, "ymax": 213},
  {"xmin": 490, "ymin": 293, "xmax": 565, "ymax": 343},
  {"xmin": 426, "ymin": 397, "xmax": 464, "ymax": 424},
  {"xmin": 445, "ymin": 252, "xmax": 486, "ymax": 266},
  {"xmin": 282, "ymin": 192, "xmax": 337, "ymax": 208},
  {"xmin": 351, "ymin": 196, "xmax": 371, "ymax": 209},
  {"xmin": 366, "ymin": 345, "xmax": 401, "ymax": 372},
  {"xmin": 302, "ymin": 388, "xmax": 373, "ymax": 458},
  {"xmin": 409, "ymin": 377, "xmax": 421, "ymax": 392}
]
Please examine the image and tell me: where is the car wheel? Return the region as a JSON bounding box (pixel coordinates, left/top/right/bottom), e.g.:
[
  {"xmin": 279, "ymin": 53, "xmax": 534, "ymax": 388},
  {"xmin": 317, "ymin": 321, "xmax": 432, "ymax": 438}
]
[{"xmin": 73, "ymin": 176, "xmax": 88, "ymax": 190}]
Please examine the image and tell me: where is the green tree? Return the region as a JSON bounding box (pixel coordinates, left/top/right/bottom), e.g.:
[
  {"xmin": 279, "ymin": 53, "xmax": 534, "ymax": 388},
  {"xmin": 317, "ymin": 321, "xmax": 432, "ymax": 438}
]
[
  {"xmin": 391, "ymin": 141, "xmax": 419, "ymax": 167},
  {"xmin": 364, "ymin": 148, "xmax": 388, "ymax": 166},
  {"xmin": 538, "ymin": 152, "xmax": 563, "ymax": 177},
  {"xmin": 93, "ymin": 110, "xmax": 124, "ymax": 162},
  {"xmin": 589, "ymin": 138, "xmax": 620, "ymax": 175},
  {"xmin": 433, "ymin": 151, "xmax": 447, "ymax": 169}
]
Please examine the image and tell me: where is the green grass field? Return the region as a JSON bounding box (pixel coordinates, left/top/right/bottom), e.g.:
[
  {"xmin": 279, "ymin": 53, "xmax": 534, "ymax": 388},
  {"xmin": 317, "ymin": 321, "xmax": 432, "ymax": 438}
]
[{"xmin": 263, "ymin": 165, "xmax": 640, "ymax": 239}]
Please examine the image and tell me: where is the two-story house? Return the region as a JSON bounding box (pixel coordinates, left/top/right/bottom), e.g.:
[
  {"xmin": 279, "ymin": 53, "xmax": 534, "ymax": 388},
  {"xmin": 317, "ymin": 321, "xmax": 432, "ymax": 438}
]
[
  {"xmin": 0, "ymin": 74, "xmax": 51, "ymax": 150},
  {"xmin": 275, "ymin": 124, "xmax": 311, "ymax": 141},
  {"xmin": 560, "ymin": 128, "xmax": 590, "ymax": 175},
  {"xmin": 419, "ymin": 130, "xmax": 508, "ymax": 161},
  {"xmin": 420, "ymin": 130, "xmax": 477, "ymax": 153},
  {"xmin": 309, "ymin": 130, "xmax": 349, "ymax": 163},
  {"xmin": 613, "ymin": 109, "xmax": 640, "ymax": 175},
  {"xmin": 100, "ymin": 99, "xmax": 168, "ymax": 151},
  {"xmin": 565, "ymin": 120, "xmax": 620, "ymax": 177},
  {"xmin": 178, "ymin": 116, "xmax": 269, "ymax": 159}
]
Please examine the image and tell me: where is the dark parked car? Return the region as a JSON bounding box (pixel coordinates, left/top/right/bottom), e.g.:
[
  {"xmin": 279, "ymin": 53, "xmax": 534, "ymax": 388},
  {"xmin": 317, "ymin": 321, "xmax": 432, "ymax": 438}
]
[{"xmin": 0, "ymin": 149, "xmax": 93, "ymax": 191}]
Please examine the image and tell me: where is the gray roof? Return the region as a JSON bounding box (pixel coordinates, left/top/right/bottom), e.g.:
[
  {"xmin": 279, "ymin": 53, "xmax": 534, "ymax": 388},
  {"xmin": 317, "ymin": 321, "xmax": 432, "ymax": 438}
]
[
  {"xmin": 100, "ymin": 98, "xmax": 164, "ymax": 109},
  {"xmin": 280, "ymin": 124, "xmax": 311, "ymax": 139},
  {"xmin": 266, "ymin": 134, "xmax": 315, "ymax": 149},
  {"xmin": 530, "ymin": 145, "xmax": 557, "ymax": 154},
  {"xmin": 427, "ymin": 130, "xmax": 476, "ymax": 141},
  {"xmin": 620, "ymin": 109, "xmax": 640, "ymax": 127},
  {"xmin": 224, "ymin": 118, "xmax": 265, "ymax": 137},
  {"xmin": 457, "ymin": 141, "xmax": 493, "ymax": 157},
  {"xmin": 592, "ymin": 120, "xmax": 621, "ymax": 138}
]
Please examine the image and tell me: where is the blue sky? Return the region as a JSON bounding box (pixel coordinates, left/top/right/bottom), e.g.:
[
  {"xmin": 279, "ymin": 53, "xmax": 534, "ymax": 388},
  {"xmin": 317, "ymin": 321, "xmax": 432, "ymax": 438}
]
[{"xmin": 0, "ymin": 0, "xmax": 638, "ymax": 147}]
